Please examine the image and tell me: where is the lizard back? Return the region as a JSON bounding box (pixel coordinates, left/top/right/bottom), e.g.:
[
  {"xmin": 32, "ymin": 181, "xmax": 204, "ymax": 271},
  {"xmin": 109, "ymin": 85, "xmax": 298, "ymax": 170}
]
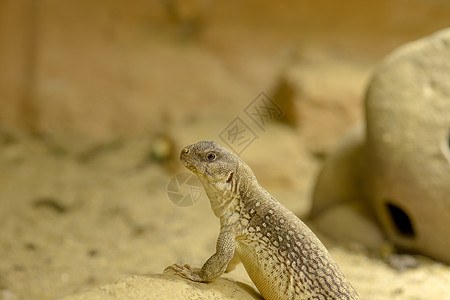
[{"xmin": 235, "ymin": 190, "xmax": 358, "ymax": 300}]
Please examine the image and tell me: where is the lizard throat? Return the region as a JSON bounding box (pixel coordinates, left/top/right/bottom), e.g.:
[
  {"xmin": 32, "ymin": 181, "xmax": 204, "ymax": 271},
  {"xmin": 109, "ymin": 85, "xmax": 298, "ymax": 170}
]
[{"xmin": 200, "ymin": 177, "xmax": 238, "ymax": 218}]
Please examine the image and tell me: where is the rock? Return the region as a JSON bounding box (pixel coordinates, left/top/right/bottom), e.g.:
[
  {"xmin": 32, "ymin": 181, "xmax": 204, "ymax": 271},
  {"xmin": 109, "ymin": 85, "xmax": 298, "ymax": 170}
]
[
  {"xmin": 365, "ymin": 28, "xmax": 450, "ymax": 264},
  {"xmin": 310, "ymin": 126, "xmax": 385, "ymax": 250},
  {"xmin": 311, "ymin": 202, "xmax": 385, "ymax": 250},
  {"xmin": 60, "ymin": 273, "xmax": 262, "ymax": 300},
  {"xmin": 386, "ymin": 254, "xmax": 420, "ymax": 272},
  {"xmin": 310, "ymin": 125, "xmax": 366, "ymax": 217},
  {"xmin": 310, "ymin": 28, "xmax": 450, "ymax": 263}
]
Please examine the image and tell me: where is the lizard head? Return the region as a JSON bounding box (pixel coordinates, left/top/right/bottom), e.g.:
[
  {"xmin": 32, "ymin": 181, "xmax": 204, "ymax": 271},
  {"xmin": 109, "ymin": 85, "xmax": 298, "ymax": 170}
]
[{"xmin": 180, "ymin": 140, "xmax": 255, "ymax": 217}]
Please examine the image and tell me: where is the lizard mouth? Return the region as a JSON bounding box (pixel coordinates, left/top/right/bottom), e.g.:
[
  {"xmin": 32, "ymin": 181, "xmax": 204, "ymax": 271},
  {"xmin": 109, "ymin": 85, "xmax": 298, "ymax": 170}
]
[
  {"xmin": 181, "ymin": 159, "xmax": 209, "ymax": 179},
  {"xmin": 180, "ymin": 157, "xmax": 199, "ymax": 174}
]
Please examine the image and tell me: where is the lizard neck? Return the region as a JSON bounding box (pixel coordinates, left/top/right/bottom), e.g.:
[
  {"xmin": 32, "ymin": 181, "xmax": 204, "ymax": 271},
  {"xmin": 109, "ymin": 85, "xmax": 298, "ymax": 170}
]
[{"xmin": 200, "ymin": 162, "xmax": 257, "ymax": 219}]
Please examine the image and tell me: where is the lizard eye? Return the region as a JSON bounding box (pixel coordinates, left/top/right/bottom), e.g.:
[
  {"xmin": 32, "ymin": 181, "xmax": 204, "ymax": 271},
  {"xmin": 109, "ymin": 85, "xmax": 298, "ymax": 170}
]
[{"xmin": 206, "ymin": 152, "xmax": 216, "ymax": 161}]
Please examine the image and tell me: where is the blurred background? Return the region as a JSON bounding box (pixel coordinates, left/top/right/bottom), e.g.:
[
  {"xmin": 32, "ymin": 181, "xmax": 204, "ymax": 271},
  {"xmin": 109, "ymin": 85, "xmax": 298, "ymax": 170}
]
[
  {"xmin": 1, "ymin": 1, "xmax": 450, "ymax": 299},
  {"xmin": 2, "ymin": 0, "xmax": 450, "ymax": 137}
]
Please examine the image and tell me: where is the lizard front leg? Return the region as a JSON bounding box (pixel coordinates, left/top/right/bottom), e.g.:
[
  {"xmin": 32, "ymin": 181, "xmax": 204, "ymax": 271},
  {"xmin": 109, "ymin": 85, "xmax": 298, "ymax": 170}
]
[{"xmin": 165, "ymin": 229, "xmax": 236, "ymax": 282}]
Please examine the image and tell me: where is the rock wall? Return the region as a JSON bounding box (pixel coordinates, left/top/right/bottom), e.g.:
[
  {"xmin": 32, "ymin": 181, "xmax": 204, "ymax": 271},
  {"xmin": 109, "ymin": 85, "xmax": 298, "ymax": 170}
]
[{"xmin": 1, "ymin": 0, "xmax": 450, "ymax": 138}]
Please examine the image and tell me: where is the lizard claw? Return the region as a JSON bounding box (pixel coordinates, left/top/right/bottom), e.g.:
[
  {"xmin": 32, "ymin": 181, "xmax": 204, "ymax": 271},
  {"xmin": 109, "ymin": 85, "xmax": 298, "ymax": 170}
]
[
  {"xmin": 164, "ymin": 264, "xmax": 204, "ymax": 282},
  {"xmin": 164, "ymin": 263, "xmax": 190, "ymax": 273}
]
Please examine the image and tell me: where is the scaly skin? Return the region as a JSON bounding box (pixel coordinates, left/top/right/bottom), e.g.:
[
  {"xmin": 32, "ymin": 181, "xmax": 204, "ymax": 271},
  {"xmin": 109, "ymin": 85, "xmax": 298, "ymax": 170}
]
[{"xmin": 165, "ymin": 140, "xmax": 359, "ymax": 300}]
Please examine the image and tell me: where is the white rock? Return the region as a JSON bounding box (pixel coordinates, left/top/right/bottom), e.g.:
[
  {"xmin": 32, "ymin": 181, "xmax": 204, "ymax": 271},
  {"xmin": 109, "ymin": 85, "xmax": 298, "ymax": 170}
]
[{"xmin": 365, "ymin": 28, "xmax": 450, "ymax": 263}]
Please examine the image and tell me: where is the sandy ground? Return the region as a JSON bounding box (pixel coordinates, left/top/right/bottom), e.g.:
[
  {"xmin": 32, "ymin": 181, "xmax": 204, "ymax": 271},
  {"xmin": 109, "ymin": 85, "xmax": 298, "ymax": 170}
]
[{"xmin": 0, "ymin": 125, "xmax": 449, "ymax": 300}]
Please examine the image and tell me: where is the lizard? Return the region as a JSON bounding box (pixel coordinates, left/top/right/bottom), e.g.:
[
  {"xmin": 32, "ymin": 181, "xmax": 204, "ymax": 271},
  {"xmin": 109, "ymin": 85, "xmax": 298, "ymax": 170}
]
[{"xmin": 165, "ymin": 140, "xmax": 359, "ymax": 300}]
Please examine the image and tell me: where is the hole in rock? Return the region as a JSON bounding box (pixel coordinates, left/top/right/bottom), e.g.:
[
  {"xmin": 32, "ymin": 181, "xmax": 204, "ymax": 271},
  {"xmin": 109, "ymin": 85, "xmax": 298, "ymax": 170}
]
[
  {"xmin": 443, "ymin": 128, "xmax": 450, "ymax": 163},
  {"xmin": 448, "ymin": 128, "xmax": 450, "ymax": 152},
  {"xmin": 386, "ymin": 203, "xmax": 415, "ymax": 238}
]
